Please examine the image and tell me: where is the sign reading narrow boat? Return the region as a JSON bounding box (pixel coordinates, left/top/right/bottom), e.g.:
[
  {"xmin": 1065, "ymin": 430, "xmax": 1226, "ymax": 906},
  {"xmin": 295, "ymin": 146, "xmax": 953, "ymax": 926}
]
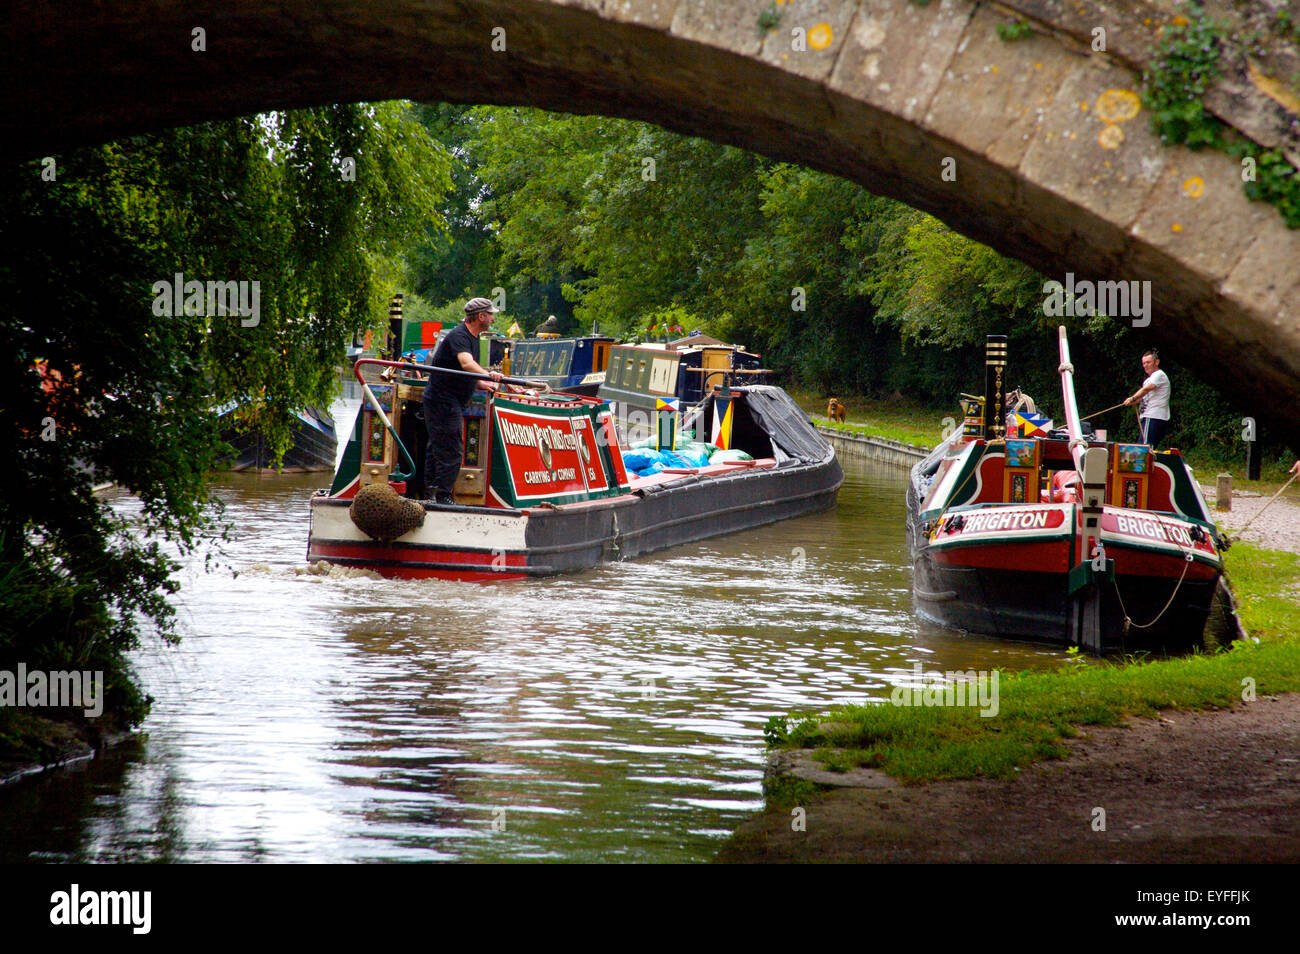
[{"xmin": 488, "ymin": 397, "xmax": 626, "ymax": 506}]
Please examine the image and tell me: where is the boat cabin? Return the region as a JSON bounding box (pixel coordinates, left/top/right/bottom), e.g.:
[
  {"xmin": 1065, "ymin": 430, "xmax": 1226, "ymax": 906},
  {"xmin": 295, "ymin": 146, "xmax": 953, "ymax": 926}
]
[
  {"xmin": 919, "ymin": 436, "xmax": 1215, "ymax": 528},
  {"xmin": 504, "ymin": 335, "xmax": 615, "ymax": 394},
  {"xmin": 330, "ymin": 368, "xmax": 632, "ymax": 508},
  {"xmin": 598, "ymin": 342, "xmax": 770, "ymax": 440}
]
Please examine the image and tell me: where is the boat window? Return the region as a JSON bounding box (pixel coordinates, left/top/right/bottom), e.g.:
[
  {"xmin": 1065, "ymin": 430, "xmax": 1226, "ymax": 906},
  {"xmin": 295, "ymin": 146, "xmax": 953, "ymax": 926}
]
[{"xmin": 649, "ymin": 356, "xmax": 677, "ymax": 394}]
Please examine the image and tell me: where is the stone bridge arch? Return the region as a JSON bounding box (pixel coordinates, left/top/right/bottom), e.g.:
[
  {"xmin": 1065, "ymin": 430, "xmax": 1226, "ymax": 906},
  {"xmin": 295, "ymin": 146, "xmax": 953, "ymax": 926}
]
[{"xmin": 6, "ymin": 0, "xmax": 1299, "ymax": 446}]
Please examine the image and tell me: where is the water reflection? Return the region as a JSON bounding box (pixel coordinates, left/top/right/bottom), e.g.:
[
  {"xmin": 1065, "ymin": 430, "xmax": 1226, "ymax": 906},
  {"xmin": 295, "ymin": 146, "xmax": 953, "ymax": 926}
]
[{"xmin": 0, "ymin": 404, "xmax": 1065, "ymax": 863}]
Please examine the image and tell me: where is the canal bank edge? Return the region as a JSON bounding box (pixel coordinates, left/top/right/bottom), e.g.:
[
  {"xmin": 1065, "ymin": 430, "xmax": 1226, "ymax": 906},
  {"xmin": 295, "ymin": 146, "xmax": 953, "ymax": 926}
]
[
  {"xmin": 0, "ymin": 712, "xmax": 139, "ymax": 788},
  {"xmin": 716, "ymin": 691, "xmax": 1300, "ymax": 863},
  {"xmin": 813, "ymin": 425, "xmax": 929, "ymax": 467},
  {"xmin": 717, "ymin": 538, "xmax": 1300, "ymax": 864}
]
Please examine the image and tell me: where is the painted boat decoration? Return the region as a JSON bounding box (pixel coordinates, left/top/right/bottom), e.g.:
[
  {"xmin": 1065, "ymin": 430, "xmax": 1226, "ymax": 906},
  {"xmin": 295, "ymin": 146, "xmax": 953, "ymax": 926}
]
[
  {"xmin": 307, "ymin": 359, "xmax": 842, "ymax": 581},
  {"xmin": 907, "ymin": 329, "xmax": 1225, "ymax": 652},
  {"xmin": 505, "ymin": 335, "xmax": 615, "ymax": 395},
  {"xmin": 598, "ymin": 337, "xmax": 770, "ymax": 442}
]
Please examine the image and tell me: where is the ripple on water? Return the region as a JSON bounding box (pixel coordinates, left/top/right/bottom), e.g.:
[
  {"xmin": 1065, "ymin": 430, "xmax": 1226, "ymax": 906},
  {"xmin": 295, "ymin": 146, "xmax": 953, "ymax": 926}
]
[{"xmin": 0, "ymin": 426, "xmax": 1066, "ymax": 862}]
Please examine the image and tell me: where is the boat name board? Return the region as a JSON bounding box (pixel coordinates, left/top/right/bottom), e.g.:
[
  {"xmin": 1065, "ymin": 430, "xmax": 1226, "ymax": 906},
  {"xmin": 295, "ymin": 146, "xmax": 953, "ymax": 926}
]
[
  {"xmin": 1111, "ymin": 513, "xmax": 1192, "ymax": 547},
  {"xmin": 962, "ymin": 509, "xmax": 1052, "ymax": 532},
  {"xmin": 490, "ymin": 400, "xmax": 616, "ymax": 506},
  {"xmin": 929, "ymin": 505, "xmax": 1071, "ymax": 547},
  {"xmin": 1101, "ymin": 510, "xmax": 1218, "ymax": 560}
]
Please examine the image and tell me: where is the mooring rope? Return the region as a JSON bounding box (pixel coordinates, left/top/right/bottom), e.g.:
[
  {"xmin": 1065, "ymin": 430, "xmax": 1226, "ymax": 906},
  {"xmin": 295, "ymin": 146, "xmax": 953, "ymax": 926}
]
[
  {"xmin": 1080, "ymin": 401, "xmax": 1126, "ymax": 423},
  {"xmin": 1224, "ymin": 472, "xmax": 1298, "ymax": 545},
  {"xmin": 1113, "ymin": 543, "xmax": 1195, "ymax": 632}
]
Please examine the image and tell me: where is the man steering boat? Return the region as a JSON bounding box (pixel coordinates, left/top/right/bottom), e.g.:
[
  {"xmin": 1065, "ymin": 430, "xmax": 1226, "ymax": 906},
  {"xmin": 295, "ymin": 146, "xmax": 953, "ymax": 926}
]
[{"xmin": 422, "ymin": 297, "xmax": 504, "ymax": 504}]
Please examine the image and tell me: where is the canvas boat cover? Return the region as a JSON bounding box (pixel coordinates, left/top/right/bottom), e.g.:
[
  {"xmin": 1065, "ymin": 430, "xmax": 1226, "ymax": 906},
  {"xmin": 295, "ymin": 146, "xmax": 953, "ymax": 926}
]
[{"xmin": 742, "ymin": 386, "xmax": 833, "ymax": 464}]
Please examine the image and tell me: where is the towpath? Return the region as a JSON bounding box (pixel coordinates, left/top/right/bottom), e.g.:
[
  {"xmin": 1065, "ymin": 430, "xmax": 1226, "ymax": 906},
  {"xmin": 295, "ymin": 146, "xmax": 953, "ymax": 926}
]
[{"xmin": 719, "ymin": 694, "xmax": 1300, "ymax": 863}]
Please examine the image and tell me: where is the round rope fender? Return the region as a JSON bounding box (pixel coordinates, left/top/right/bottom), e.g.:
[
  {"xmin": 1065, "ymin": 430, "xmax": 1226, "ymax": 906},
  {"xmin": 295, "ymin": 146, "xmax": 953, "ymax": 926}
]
[{"xmin": 349, "ymin": 482, "xmax": 426, "ymax": 542}]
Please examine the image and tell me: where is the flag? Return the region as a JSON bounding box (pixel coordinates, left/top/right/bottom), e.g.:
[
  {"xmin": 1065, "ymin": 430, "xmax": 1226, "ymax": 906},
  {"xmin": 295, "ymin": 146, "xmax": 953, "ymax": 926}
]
[
  {"xmin": 1014, "ymin": 411, "xmax": 1053, "ymax": 437},
  {"xmin": 507, "ymin": 321, "xmax": 523, "ymax": 338},
  {"xmin": 712, "ymin": 396, "xmax": 734, "ymax": 450},
  {"xmin": 655, "ymin": 397, "xmax": 680, "ymax": 413}
]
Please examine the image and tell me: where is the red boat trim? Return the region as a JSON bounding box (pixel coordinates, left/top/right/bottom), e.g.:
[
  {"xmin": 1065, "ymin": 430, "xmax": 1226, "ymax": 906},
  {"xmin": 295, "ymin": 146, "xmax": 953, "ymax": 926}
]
[
  {"xmin": 929, "ymin": 539, "xmax": 1072, "ymax": 571},
  {"xmin": 1100, "ymin": 537, "xmax": 1221, "ymax": 571}
]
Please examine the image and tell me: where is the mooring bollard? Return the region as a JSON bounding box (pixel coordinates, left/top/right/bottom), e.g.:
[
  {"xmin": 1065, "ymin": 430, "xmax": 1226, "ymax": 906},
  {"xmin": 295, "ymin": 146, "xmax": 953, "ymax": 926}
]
[{"xmin": 1216, "ymin": 472, "xmax": 1232, "ymax": 511}]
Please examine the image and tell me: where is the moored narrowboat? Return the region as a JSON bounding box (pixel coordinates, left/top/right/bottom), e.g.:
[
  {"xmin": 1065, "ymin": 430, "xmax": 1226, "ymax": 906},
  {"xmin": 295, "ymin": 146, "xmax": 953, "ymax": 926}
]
[
  {"xmin": 598, "ymin": 336, "xmax": 770, "ymax": 441},
  {"xmin": 505, "ymin": 335, "xmax": 616, "ymax": 395},
  {"xmin": 218, "ymin": 403, "xmax": 337, "ymax": 472},
  {"xmin": 907, "ymin": 329, "xmax": 1225, "ymax": 652}
]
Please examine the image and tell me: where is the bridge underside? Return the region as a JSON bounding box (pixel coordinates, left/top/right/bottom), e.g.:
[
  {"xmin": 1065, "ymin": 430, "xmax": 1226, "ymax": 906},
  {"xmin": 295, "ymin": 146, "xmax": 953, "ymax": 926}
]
[{"xmin": 6, "ymin": 0, "xmax": 1300, "ymax": 448}]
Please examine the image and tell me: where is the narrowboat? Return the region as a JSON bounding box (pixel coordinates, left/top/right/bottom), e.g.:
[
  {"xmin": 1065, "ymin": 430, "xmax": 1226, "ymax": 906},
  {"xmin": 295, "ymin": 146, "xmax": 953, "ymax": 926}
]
[
  {"xmin": 907, "ymin": 329, "xmax": 1225, "ymax": 652},
  {"xmin": 504, "ymin": 335, "xmax": 615, "ymax": 395},
  {"xmin": 218, "ymin": 403, "xmax": 337, "ymax": 472},
  {"xmin": 306, "ymin": 359, "xmax": 842, "ymax": 581},
  {"xmin": 598, "ymin": 336, "xmax": 770, "ymax": 442}
]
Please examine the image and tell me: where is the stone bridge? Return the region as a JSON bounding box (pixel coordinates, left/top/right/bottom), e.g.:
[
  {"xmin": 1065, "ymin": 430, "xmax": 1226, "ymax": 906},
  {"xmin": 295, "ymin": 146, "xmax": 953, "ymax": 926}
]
[{"xmin": 6, "ymin": 0, "xmax": 1300, "ymax": 447}]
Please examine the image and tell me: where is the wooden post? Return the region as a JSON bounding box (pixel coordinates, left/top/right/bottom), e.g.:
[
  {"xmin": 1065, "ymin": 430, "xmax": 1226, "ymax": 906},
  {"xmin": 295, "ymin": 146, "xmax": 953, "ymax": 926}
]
[{"xmin": 1216, "ymin": 473, "xmax": 1232, "ymax": 511}]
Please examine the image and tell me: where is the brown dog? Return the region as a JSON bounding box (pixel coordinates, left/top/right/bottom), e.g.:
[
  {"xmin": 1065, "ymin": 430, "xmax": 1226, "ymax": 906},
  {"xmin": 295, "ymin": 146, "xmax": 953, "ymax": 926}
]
[{"xmin": 827, "ymin": 398, "xmax": 847, "ymax": 423}]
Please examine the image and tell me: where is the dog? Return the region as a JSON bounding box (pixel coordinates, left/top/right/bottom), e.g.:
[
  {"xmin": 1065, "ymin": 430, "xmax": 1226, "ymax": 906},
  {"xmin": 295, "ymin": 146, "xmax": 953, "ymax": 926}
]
[{"xmin": 827, "ymin": 398, "xmax": 847, "ymax": 423}]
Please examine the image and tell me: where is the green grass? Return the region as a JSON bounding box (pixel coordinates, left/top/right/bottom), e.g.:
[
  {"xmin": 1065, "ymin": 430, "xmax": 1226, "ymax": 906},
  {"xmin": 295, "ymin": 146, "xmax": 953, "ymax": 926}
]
[
  {"xmin": 1227, "ymin": 543, "xmax": 1300, "ymax": 637},
  {"xmin": 766, "ymin": 542, "xmax": 1300, "ymax": 784},
  {"xmin": 786, "ymin": 387, "xmax": 943, "ymax": 448}
]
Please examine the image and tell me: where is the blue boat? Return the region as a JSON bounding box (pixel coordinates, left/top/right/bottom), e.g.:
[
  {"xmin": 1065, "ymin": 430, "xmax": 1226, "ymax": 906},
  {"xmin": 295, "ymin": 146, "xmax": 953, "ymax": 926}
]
[{"xmin": 505, "ymin": 335, "xmax": 615, "ymax": 395}]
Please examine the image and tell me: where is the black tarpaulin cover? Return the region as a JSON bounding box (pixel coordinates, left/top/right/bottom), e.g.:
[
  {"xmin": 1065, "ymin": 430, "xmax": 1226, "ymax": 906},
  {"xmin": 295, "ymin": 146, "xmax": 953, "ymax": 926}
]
[{"xmin": 740, "ymin": 386, "xmax": 833, "ymax": 464}]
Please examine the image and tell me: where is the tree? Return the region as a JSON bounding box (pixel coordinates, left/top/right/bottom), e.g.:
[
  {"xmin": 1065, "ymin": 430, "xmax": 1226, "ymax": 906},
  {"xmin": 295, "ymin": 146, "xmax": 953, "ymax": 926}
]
[{"xmin": 0, "ymin": 102, "xmax": 451, "ymax": 724}]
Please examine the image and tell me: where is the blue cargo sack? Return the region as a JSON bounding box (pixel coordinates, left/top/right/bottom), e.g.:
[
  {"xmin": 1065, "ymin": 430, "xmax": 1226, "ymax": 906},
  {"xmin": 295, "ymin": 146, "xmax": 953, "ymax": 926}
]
[
  {"xmin": 676, "ymin": 444, "xmax": 711, "ymax": 468},
  {"xmin": 622, "ymin": 448, "xmax": 659, "ymax": 470}
]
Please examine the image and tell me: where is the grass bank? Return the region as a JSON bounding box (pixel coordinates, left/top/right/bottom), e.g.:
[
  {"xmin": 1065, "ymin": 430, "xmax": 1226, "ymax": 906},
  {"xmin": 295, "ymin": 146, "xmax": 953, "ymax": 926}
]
[
  {"xmin": 763, "ymin": 543, "xmax": 1300, "ymax": 787},
  {"xmin": 785, "ymin": 388, "xmax": 944, "ymax": 449}
]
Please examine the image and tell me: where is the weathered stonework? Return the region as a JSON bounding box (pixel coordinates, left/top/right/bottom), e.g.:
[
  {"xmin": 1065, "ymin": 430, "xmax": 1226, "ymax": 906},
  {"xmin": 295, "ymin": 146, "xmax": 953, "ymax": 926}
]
[{"xmin": 3, "ymin": 0, "xmax": 1298, "ymax": 445}]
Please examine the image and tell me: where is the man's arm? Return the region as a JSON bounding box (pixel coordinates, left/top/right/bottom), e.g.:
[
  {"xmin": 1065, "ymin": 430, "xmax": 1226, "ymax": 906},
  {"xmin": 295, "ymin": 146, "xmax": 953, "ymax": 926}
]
[
  {"xmin": 1123, "ymin": 377, "xmax": 1157, "ymax": 406},
  {"xmin": 456, "ymin": 350, "xmax": 503, "ymax": 390}
]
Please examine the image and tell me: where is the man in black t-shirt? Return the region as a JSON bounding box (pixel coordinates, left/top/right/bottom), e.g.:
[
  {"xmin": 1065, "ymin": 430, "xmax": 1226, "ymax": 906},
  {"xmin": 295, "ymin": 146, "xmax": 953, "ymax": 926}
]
[{"xmin": 422, "ymin": 297, "xmax": 503, "ymax": 503}]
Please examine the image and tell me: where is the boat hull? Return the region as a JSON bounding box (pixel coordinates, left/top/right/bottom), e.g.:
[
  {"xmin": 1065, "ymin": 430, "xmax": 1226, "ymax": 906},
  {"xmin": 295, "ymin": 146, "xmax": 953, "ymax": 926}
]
[
  {"xmin": 913, "ymin": 545, "xmax": 1221, "ymax": 648},
  {"xmin": 223, "ymin": 407, "xmax": 337, "ymax": 472},
  {"xmin": 908, "ymin": 460, "xmax": 1224, "ymax": 650},
  {"xmin": 309, "ymin": 455, "xmax": 843, "ymax": 580}
]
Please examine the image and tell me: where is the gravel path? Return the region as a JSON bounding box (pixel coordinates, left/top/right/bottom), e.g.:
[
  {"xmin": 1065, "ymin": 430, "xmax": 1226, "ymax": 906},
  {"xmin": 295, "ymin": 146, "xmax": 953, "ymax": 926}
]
[{"xmin": 1206, "ymin": 484, "xmax": 1300, "ymax": 554}]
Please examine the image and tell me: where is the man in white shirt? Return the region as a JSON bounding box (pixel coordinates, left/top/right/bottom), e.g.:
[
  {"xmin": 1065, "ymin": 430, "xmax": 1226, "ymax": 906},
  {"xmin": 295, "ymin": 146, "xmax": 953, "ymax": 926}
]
[{"xmin": 1123, "ymin": 348, "xmax": 1171, "ymax": 447}]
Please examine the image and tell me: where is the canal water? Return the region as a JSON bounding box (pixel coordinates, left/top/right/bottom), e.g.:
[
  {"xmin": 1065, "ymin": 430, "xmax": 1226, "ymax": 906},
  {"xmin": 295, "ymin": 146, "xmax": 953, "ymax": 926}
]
[{"xmin": 0, "ymin": 398, "xmax": 1064, "ymax": 863}]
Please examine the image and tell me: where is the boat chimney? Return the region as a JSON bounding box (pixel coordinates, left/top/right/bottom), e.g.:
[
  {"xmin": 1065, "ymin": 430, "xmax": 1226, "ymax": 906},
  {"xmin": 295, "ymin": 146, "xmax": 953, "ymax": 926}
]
[
  {"xmin": 983, "ymin": 335, "xmax": 1008, "ymax": 439},
  {"xmin": 387, "ymin": 293, "xmax": 404, "ymax": 359}
]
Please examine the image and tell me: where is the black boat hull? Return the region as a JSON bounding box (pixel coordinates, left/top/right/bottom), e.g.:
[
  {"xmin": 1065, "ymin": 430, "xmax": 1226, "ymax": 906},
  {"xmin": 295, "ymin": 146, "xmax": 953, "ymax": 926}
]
[
  {"xmin": 223, "ymin": 407, "xmax": 337, "ymax": 472},
  {"xmin": 911, "ymin": 553, "xmax": 1219, "ymax": 650}
]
